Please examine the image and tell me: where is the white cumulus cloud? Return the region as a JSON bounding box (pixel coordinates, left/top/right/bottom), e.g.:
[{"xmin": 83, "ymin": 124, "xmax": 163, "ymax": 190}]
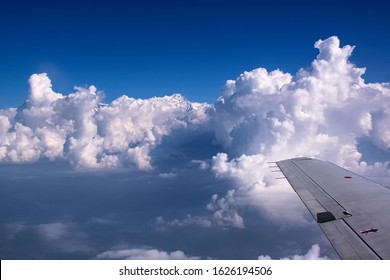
[
  {"xmin": 206, "ymin": 189, "xmax": 245, "ymax": 229},
  {"xmin": 211, "ymin": 153, "xmax": 309, "ymax": 226},
  {"xmin": 0, "ymin": 74, "xmax": 211, "ymax": 171},
  {"xmin": 213, "ymin": 36, "xmax": 390, "ymax": 169},
  {"xmin": 210, "ymin": 36, "xmax": 390, "ymax": 226}
]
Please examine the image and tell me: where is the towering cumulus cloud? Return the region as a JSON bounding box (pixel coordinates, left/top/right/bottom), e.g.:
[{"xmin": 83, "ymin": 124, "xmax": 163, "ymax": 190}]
[
  {"xmin": 210, "ymin": 36, "xmax": 390, "ymax": 226},
  {"xmin": 214, "ymin": 36, "xmax": 390, "ymax": 169}
]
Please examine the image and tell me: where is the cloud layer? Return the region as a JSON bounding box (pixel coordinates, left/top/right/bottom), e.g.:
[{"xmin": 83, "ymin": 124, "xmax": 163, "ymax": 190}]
[
  {"xmin": 1, "ymin": 36, "xmax": 389, "ymax": 173},
  {"xmin": 1, "ymin": 36, "xmax": 390, "ymax": 232}
]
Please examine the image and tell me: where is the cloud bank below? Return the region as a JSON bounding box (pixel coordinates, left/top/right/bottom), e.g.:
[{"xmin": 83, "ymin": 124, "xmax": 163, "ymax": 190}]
[{"xmin": 258, "ymin": 244, "xmax": 328, "ymax": 260}]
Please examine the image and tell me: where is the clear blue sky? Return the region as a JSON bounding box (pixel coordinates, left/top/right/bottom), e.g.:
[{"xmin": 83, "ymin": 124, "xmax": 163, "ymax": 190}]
[{"xmin": 0, "ymin": 0, "xmax": 389, "ymax": 107}]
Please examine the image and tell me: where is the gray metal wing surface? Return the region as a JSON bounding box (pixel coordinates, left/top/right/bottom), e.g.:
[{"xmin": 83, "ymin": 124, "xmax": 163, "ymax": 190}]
[{"xmin": 276, "ymin": 157, "xmax": 390, "ymax": 260}]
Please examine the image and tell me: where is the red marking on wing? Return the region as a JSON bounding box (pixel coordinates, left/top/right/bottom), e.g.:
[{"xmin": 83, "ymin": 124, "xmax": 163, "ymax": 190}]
[{"xmin": 360, "ymin": 228, "xmax": 378, "ymax": 235}]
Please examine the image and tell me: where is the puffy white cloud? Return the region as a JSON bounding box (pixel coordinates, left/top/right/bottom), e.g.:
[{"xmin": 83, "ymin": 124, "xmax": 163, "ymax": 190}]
[
  {"xmin": 210, "ymin": 36, "xmax": 390, "ymax": 227},
  {"xmin": 0, "ymin": 74, "xmax": 211, "ymax": 170},
  {"xmin": 94, "ymin": 93, "xmax": 210, "ymax": 170},
  {"xmin": 258, "ymin": 244, "xmax": 328, "ymax": 260},
  {"xmin": 211, "ymin": 153, "xmax": 309, "ymax": 226},
  {"xmin": 28, "ymin": 73, "xmax": 63, "ymax": 105},
  {"xmin": 155, "ymin": 190, "xmax": 244, "ymax": 230},
  {"xmin": 206, "ymin": 190, "xmax": 245, "ymax": 229},
  {"xmin": 155, "ymin": 188, "xmax": 245, "ymax": 230},
  {"xmin": 213, "ymin": 36, "xmax": 390, "ymax": 169},
  {"xmin": 96, "ymin": 247, "xmax": 199, "ymax": 260}
]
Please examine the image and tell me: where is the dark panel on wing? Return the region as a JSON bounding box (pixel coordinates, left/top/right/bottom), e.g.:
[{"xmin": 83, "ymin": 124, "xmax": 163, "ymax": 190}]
[{"xmin": 277, "ymin": 158, "xmax": 390, "ymax": 260}]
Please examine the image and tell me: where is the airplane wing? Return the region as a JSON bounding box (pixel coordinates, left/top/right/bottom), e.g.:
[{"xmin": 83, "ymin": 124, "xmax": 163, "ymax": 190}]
[{"xmin": 276, "ymin": 157, "xmax": 390, "ymax": 259}]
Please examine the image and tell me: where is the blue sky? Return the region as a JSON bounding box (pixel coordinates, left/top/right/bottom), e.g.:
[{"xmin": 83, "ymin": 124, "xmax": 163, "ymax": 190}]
[
  {"xmin": 1, "ymin": 0, "xmax": 390, "ymax": 260},
  {"xmin": 1, "ymin": 0, "xmax": 389, "ymax": 107}
]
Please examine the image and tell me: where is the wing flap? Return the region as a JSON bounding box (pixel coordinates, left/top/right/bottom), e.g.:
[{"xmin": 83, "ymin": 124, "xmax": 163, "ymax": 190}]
[{"xmin": 320, "ymin": 220, "xmax": 379, "ymax": 259}]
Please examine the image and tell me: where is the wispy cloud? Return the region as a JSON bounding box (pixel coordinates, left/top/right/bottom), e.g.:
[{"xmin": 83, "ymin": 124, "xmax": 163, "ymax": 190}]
[{"xmin": 96, "ymin": 247, "xmax": 200, "ymax": 260}]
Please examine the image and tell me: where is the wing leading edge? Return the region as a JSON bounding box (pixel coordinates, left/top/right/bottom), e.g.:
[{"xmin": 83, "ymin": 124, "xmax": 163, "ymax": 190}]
[{"xmin": 276, "ymin": 157, "xmax": 390, "ymax": 260}]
